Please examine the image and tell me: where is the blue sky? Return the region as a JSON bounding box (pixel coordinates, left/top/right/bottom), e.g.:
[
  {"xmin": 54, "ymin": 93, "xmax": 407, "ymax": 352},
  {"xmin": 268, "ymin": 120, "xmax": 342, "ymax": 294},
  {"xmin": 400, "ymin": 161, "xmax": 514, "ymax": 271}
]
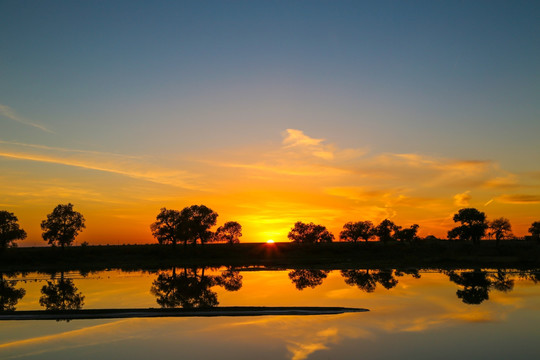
[{"xmin": 1, "ymin": 1, "xmax": 539, "ymax": 243}]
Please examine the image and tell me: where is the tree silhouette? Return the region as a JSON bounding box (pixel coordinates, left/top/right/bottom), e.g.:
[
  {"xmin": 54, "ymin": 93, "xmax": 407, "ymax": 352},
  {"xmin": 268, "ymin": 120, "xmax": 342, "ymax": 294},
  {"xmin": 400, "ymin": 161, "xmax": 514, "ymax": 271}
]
[
  {"xmin": 150, "ymin": 208, "xmax": 183, "ymax": 246},
  {"xmin": 529, "ymin": 221, "xmax": 540, "ymax": 241},
  {"xmin": 0, "ymin": 211, "xmax": 27, "ymax": 251},
  {"xmin": 215, "ymin": 267, "xmax": 243, "ymax": 291},
  {"xmin": 151, "ymin": 205, "xmax": 218, "ymax": 246},
  {"xmin": 0, "ymin": 273, "xmax": 26, "ymax": 311},
  {"xmin": 489, "ymin": 218, "xmax": 512, "ymax": 245},
  {"xmin": 41, "ymin": 203, "xmax": 85, "ymax": 248},
  {"xmin": 288, "ymin": 269, "xmax": 330, "ymax": 290},
  {"xmin": 394, "ymin": 224, "xmax": 420, "ymax": 243},
  {"xmin": 180, "ymin": 205, "xmax": 218, "ymax": 245},
  {"xmin": 214, "ymin": 221, "xmax": 242, "ymax": 244},
  {"xmin": 489, "ymin": 270, "xmax": 514, "ymax": 293},
  {"xmin": 374, "ymin": 219, "xmax": 399, "ymax": 243},
  {"xmin": 341, "ymin": 269, "xmax": 399, "ymax": 292},
  {"xmin": 340, "ymin": 221, "xmax": 374, "ymax": 243},
  {"xmin": 288, "ymin": 222, "xmax": 334, "ymax": 243},
  {"xmin": 447, "ymin": 270, "xmax": 491, "ymax": 304},
  {"xmin": 39, "ymin": 273, "xmax": 84, "ymax": 310},
  {"xmin": 151, "ymin": 267, "xmax": 222, "ymax": 308},
  {"xmin": 447, "ymin": 208, "xmax": 488, "ymax": 244}
]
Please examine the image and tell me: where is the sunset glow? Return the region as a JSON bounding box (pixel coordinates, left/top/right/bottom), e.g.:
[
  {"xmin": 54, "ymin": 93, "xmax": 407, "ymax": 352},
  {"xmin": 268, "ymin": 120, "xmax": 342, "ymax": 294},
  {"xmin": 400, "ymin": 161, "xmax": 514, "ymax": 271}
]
[{"xmin": 1, "ymin": 2, "xmax": 539, "ymax": 246}]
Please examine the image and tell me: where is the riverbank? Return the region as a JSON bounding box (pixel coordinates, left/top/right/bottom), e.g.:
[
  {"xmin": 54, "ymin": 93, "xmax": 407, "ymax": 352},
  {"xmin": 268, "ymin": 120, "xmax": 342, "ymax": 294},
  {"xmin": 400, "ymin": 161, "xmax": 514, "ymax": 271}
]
[{"xmin": 1, "ymin": 240, "xmax": 539, "ymax": 272}]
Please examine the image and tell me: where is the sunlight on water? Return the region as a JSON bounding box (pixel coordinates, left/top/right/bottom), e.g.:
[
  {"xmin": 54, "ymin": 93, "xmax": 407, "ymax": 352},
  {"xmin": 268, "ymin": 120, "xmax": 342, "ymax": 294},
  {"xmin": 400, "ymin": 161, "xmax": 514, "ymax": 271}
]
[{"xmin": 1, "ymin": 268, "xmax": 539, "ymax": 359}]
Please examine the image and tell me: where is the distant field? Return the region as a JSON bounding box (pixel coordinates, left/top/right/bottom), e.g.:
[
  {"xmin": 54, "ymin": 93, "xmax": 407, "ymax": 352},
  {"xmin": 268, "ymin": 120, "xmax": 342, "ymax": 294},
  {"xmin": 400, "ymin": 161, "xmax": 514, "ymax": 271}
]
[{"xmin": 1, "ymin": 240, "xmax": 539, "ymax": 272}]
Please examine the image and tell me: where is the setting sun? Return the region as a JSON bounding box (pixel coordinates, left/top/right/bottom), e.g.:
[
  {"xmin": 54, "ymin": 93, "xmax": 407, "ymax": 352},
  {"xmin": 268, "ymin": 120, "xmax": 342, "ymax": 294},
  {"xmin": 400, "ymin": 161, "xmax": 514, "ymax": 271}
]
[{"xmin": 266, "ymin": 240, "xmax": 275, "ymax": 244}]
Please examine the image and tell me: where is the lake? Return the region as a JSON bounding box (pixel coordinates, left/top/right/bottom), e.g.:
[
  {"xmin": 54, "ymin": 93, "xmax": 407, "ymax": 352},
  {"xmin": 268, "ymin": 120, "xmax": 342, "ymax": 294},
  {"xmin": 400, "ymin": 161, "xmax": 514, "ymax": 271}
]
[{"xmin": 1, "ymin": 267, "xmax": 539, "ymax": 359}]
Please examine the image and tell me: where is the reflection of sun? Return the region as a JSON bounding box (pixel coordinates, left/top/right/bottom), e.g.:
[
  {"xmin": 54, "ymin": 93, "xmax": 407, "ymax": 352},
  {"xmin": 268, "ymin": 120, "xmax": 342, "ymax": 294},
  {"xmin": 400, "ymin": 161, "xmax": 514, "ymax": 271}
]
[{"xmin": 266, "ymin": 239, "xmax": 275, "ymax": 244}]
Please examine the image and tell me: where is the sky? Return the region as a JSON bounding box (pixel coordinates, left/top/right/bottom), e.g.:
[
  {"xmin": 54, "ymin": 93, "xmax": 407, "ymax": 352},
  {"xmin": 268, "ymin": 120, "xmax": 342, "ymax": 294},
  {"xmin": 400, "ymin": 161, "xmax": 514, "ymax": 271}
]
[{"xmin": 1, "ymin": 0, "xmax": 539, "ymax": 245}]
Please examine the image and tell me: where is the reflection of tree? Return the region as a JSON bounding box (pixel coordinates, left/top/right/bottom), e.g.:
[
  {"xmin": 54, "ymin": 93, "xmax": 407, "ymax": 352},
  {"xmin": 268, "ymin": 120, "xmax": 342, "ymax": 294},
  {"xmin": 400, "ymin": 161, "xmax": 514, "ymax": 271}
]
[
  {"xmin": 150, "ymin": 267, "xmax": 244, "ymax": 308},
  {"xmin": 39, "ymin": 273, "xmax": 84, "ymax": 310},
  {"xmin": 447, "ymin": 269, "xmax": 493, "ymax": 305},
  {"xmin": 341, "ymin": 269, "xmax": 399, "ymax": 292},
  {"xmin": 0, "ymin": 273, "xmax": 25, "ymax": 312},
  {"xmin": 489, "ymin": 270, "xmax": 514, "ymax": 292},
  {"xmin": 288, "ymin": 269, "xmax": 330, "ymax": 290},
  {"xmin": 216, "ymin": 268, "xmax": 243, "ymax": 291}
]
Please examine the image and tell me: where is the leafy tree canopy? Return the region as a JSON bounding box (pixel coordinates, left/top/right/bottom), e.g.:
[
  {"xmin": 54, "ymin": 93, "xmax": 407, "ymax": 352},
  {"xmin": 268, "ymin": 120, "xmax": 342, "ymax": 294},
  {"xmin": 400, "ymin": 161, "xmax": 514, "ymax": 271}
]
[
  {"xmin": 374, "ymin": 219, "xmax": 399, "ymax": 243},
  {"xmin": 214, "ymin": 221, "xmax": 242, "ymax": 244},
  {"xmin": 394, "ymin": 224, "xmax": 420, "ymax": 243},
  {"xmin": 0, "ymin": 211, "xmax": 27, "ymax": 250},
  {"xmin": 448, "ymin": 208, "xmax": 488, "ymax": 244},
  {"xmin": 489, "ymin": 217, "xmax": 512, "ymax": 244},
  {"xmin": 41, "ymin": 204, "xmax": 85, "ymax": 248},
  {"xmin": 340, "ymin": 221, "xmax": 374, "ymax": 243},
  {"xmin": 288, "ymin": 221, "xmax": 334, "ymax": 243},
  {"xmin": 150, "ymin": 208, "xmax": 182, "ymax": 246},
  {"xmin": 529, "ymin": 221, "xmax": 540, "ymax": 239}
]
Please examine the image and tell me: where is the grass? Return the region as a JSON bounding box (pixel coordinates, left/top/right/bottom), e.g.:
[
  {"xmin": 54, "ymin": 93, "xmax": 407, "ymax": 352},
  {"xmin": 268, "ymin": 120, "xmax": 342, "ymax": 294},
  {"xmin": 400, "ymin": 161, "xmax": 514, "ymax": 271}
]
[{"xmin": 1, "ymin": 240, "xmax": 540, "ymax": 273}]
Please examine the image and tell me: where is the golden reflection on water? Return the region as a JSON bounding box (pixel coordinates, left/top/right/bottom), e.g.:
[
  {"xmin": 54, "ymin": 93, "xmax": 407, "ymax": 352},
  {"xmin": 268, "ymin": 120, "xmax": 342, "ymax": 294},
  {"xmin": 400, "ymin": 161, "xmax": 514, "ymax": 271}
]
[{"xmin": 1, "ymin": 269, "xmax": 540, "ymax": 360}]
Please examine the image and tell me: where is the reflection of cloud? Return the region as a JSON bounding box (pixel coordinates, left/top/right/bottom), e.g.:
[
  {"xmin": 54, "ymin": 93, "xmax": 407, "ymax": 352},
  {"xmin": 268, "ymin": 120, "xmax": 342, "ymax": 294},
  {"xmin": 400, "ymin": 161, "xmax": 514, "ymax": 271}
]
[
  {"xmin": 496, "ymin": 194, "xmax": 540, "ymax": 204},
  {"xmin": 453, "ymin": 191, "xmax": 471, "ymax": 206},
  {"xmin": 288, "ymin": 342, "xmax": 328, "ymax": 360},
  {"xmin": 0, "ymin": 320, "xmax": 137, "ymax": 359},
  {"xmin": 0, "ymin": 104, "xmax": 53, "ymax": 133},
  {"xmin": 287, "ymin": 327, "xmax": 339, "ymax": 360}
]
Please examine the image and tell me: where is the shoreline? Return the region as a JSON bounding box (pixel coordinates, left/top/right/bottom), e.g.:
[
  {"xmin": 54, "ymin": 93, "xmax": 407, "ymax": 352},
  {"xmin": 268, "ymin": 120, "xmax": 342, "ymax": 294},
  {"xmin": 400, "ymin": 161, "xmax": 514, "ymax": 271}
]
[
  {"xmin": 1, "ymin": 241, "xmax": 539, "ymax": 272},
  {"xmin": 0, "ymin": 306, "xmax": 368, "ymax": 321}
]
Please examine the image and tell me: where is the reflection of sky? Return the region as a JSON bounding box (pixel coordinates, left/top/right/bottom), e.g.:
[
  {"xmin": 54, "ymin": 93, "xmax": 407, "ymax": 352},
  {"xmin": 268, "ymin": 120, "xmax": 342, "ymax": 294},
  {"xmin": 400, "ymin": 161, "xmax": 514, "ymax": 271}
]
[
  {"xmin": 1, "ymin": 269, "xmax": 539, "ymax": 359},
  {"xmin": 1, "ymin": 2, "xmax": 540, "ymax": 244}
]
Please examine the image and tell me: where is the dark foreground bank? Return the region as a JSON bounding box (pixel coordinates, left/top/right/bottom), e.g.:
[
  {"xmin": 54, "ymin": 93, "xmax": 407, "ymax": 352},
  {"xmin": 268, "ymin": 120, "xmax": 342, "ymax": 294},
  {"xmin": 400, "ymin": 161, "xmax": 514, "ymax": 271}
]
[
  {"xmin": 0, "ymin": 306, "xmax": 368, "ymax": 321},
  {"xmin": 1, "ymin": 241, "xmax": 540, "ymax": 272}
]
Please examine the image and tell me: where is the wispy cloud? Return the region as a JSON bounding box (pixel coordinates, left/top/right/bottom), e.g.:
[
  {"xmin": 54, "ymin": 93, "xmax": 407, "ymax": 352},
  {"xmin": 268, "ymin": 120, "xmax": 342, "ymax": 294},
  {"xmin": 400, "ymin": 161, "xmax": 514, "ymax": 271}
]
[
  {"xmin": 453, "ymin": 191, "xmax": 471, "ymax": 207},
  {"xmin": 0, "ymin": 141, "xmax": 203, "ymax": 190},
  {"xmin": 496, "ymin": 194, "xmax": 540, "ymax": 204},
  {"xmin": 0, "ymin": 104, "xmax": 53, "ymax": 133}
]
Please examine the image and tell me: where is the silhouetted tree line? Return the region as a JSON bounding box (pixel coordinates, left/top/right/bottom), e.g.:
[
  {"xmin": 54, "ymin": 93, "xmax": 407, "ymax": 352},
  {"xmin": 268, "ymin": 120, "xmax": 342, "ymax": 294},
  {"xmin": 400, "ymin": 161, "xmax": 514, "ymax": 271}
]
[
  {"xmin": 1, "ymin": 205, "xmax": 539, "ymax": 249},
  {"xmin": 150, "ymin": 205, "xmax": 242, "ymax": 247}
]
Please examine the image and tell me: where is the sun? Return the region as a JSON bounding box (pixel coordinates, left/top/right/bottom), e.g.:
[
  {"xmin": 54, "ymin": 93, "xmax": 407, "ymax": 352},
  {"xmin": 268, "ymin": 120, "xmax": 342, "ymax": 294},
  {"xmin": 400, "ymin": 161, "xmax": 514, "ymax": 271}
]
[{"xmin": 266, "ymin": 239, "xmax": 275, "ymax": 244}]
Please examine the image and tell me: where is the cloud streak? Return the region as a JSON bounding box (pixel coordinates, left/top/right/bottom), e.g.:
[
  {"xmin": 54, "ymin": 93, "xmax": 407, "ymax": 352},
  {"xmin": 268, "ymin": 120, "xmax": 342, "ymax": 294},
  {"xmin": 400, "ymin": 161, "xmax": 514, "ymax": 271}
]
[
  {"xmin": 0, "ymin": 104, "xmax": 53, "ymax": 133},
  {"xmin": 0, "ymin": 141, "xmax": 203, "ymax": 190}
]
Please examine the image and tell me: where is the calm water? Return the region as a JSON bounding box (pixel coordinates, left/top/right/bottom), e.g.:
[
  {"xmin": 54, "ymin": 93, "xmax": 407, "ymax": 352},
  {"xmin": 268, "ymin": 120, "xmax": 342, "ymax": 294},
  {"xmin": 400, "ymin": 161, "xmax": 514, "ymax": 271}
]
[{"xmin": 1, "ymin": 267, "xmax": 539, "ymax": 359}]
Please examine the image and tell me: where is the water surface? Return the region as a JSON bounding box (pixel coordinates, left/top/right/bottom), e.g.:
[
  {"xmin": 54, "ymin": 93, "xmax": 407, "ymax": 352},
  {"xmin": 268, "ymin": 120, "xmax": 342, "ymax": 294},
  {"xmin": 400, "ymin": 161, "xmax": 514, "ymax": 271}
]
[{"xmin": 1, "ymin": 268, "xmax": 539, "ymax": 359}]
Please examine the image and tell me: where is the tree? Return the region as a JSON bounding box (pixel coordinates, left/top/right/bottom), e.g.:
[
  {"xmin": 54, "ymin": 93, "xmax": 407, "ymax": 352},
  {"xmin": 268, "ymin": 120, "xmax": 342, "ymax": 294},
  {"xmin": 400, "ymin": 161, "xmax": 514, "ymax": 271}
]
[
  {"xmin": 214, "ymin": 221, "xmax": 242, "ymax": 244},
  {"xmin": 39, "ymin": 273, "xmax": 84, "ymax": 310},
  {"xmin": 374, "ymin": 219, "xmax": 399, "ymax": 243},
  {"xmin": 151, "ymin": 205, "xmax": 218, "ymax": 246},
  {"xmin": 489, "ymin": 217, "xmax": 512, "ymax": 245},
  {"xmin": 529, "ymin": 221, "xmax": 540, "ymax": 240},
  {"xmin": 339, "ymin": 221, "xmax": 374, "ymax": 243},
  {"xmin": 0, "ymin": 211, "xmax": 27, "ymax": 250},
  {"xmin": 150, "ymin": 208, "xmax": 182, "ymax": 247},
  {"xmin": 41, "ymin": 203, "xmax": 85, "ymax": 248},
  {"xmin": 394, "ymin": 224, "xmax": 420, "ymax": 243},
  {"xmin": 447, "ymin": 208, "xmax": 488, "ymax": 244},
  {"xmin": 287, "ymin": 222, "xmax": 334, "ymax": 243},
  {"xmin": 180, "ymin": 205, "xmax": 218, "ymax": 245}
]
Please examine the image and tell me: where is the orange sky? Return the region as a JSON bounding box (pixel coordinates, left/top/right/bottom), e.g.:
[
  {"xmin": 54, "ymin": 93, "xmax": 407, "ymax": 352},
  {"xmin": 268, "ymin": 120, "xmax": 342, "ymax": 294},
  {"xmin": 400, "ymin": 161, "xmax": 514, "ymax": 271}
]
[{"xmin": 1, "ymin": 129, "xmax": 539, "ymax": 246}]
